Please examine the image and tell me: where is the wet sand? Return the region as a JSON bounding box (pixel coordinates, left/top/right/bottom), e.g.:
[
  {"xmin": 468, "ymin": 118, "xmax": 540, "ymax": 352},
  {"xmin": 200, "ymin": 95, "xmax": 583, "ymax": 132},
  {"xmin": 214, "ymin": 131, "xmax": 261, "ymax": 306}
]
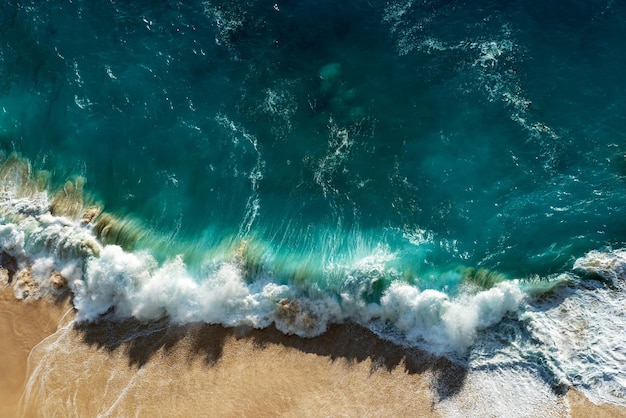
[
  {"xmin": 566, "ymin": 390, "xmax": 625, "ymax": 418},
  {"xmin": 0, "ymin": 289, "xmax": 73, "ymax": 418},
  {"xmin": 1, "ymin": 285, "xmax": 623, "ymax": 417}
]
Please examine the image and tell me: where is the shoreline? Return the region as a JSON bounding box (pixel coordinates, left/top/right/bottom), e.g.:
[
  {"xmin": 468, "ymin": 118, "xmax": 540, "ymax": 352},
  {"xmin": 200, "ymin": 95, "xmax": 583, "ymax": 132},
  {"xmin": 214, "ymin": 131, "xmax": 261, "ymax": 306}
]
[
  {"xmin": 1, "ymin": 286, "xmax": 624, "ymax": 417},
  {"xmin": 0, "ymin": 288, "xmax": 73, "ymax": 417}
]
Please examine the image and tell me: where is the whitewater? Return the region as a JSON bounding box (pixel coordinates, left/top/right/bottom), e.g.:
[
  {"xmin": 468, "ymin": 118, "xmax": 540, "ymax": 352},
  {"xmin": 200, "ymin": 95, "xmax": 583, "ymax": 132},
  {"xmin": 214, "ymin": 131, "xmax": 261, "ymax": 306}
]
[
  {"xmin": 1, "ymin": 0, "xmax": 626, "ymax": 414},
  {"xmin": 1, "ymin": 148, "xmax": 625, "ymax": 410}
]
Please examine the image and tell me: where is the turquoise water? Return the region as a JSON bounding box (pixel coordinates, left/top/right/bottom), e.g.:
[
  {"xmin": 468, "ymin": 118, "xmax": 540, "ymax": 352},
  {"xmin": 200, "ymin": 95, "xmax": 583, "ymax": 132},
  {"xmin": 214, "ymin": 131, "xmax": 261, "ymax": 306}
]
[{"xmin": 1, "ymin": 0, "xmax": 626, "ymax": 408}]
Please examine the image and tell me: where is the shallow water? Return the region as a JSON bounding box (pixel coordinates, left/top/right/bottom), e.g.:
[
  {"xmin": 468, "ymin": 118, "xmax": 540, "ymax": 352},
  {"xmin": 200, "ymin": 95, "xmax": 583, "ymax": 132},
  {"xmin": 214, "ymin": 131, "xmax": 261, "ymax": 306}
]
[{"xmin": 1, "ymin": 0, "xmax": 626, "ymax": 411}]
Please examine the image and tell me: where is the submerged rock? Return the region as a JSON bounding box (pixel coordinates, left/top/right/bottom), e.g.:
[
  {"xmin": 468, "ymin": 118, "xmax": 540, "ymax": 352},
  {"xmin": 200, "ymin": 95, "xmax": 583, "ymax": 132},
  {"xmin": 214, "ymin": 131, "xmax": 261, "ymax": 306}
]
[{"xmin": 319, "ymin": 62, "xmax": 342, "ymax": 81}]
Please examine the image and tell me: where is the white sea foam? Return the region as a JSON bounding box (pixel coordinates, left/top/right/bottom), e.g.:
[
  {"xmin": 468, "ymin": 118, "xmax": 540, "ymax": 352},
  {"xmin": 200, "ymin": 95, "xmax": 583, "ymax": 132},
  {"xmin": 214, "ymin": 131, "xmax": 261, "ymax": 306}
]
[
  {"xmin": 373, "ymin": 280, "xmax": 525, "ymax": 355},
  {"xmin": 2, "ymin": 178, "xmax": 626, "ymax": 406},
  {"xmin": 573, "ymin": 249, "xmax": 626, "ymax": 285},
  {"xmin": 204, "ymin": 2, "xmax": 246, "ymax": 54},
  {"xmin": 459, "ymin": 250, "xmax": 626, "ymax": 409},
  {"xmin": 314, "ymin": 117, "xmax": 355, "ymax": 198},
  {"xmin": 215, "ymin": 113, "xmax": 265, "ymax": 237},
  {"xmin": 519, "ymin": 251, "xmax": 626, "ymax": 406},
  {"xmin": 382, "ymin": 4, "xmax": 562, "ymax": 171},
  {"xmin": 0, "ymin": 182, "xmax": 524, "ymax": 353},
  {"xmin": 0, "ymin": 223, "xmax": 25, "ymax": 256},
  {"xmin": 435, "ymin": 368, "xmax": 569, "ymax": 418},
  {"xmin": 70, "ymin": 240, "xmax": 526, "ymax": 353}
]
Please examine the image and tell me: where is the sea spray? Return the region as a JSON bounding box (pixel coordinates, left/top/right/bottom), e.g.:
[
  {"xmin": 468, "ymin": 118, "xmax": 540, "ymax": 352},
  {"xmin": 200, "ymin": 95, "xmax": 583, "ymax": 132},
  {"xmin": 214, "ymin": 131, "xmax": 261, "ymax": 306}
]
[
  {"xmin": 3, "ymin": 1, "xmax": 626, "ymax": 411},
  {"xmin": 376, "ymin": 280, "xmax": 525, "ymax": 355},
  {"xmin": 1, "ymin": 142, "xmax": 626, "ymax": 414},
  {"xmin": 2, "ymin": 151, "xmax": 626, "ymax": 413},
  {"xmin": 0, "ymin": 154, "xmax": 528, "ymax": 353}
]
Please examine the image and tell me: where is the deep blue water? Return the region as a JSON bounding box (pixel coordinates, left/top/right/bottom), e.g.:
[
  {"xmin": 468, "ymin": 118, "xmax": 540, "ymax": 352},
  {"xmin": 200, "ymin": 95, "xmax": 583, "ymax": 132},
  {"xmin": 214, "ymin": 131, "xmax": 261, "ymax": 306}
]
[
  {"xmin": 3, "ymin": 1, "xmax": 626, "ymax": 278},
  {"xmin": 1, "ymin": 0, "xmax": 626, "ymax": 406}
]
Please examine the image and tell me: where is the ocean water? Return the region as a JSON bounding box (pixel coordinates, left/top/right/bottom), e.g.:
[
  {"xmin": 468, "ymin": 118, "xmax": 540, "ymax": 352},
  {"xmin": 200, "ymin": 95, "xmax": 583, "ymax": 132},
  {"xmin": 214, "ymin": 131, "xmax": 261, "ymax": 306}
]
[{"xmin": 1, "ymin": 0, "xmax": 625, "ymax": 411}]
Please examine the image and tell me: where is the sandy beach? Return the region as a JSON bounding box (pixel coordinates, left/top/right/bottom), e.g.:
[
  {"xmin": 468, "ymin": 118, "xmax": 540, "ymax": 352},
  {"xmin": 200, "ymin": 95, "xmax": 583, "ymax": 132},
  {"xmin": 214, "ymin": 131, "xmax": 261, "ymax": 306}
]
[{"xmin": 1, "ymin": 285, "xmax": 623, "ymax": 418}]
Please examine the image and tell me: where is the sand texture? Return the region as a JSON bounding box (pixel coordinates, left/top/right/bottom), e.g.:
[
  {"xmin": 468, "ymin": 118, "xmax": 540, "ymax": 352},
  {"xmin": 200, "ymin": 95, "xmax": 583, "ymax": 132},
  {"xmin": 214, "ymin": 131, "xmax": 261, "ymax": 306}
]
[{"xmin": 1, "ymin": 286, "xmax": 624, "ymax": 417}]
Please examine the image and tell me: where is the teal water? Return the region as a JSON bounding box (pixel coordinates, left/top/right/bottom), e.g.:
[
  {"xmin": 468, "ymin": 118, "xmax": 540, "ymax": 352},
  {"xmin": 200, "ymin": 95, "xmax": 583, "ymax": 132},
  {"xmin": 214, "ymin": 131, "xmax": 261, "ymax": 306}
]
[
  {"xmin": 1, "ymin": 0, "xmax": 626, "ymax": 408},
  {"xmin": 3, "ymin": 1, "xmax": 626, "ymax": 273}
]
